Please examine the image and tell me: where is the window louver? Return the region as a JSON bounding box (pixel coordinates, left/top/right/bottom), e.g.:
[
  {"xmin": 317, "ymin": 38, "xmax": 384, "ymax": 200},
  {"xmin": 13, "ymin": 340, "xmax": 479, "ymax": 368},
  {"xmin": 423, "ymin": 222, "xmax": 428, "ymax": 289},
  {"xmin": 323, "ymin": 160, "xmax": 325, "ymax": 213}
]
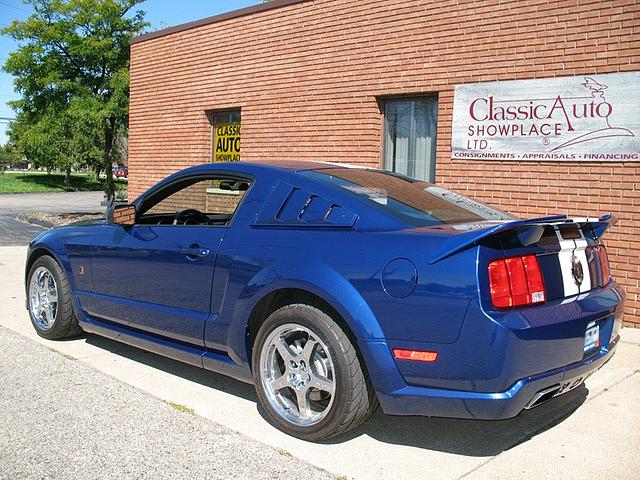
[{"xmin": 254, "ymin": 182, "xmax": 357, "ymax": 228}]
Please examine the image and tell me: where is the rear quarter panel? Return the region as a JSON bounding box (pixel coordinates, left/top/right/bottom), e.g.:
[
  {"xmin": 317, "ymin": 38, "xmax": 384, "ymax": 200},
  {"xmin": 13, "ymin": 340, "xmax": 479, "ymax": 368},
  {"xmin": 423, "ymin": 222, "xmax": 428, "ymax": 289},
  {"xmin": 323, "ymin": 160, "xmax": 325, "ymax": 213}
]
[{"xmin": 210, "ymin": 226, "xmax": 479, "ymax": 366}]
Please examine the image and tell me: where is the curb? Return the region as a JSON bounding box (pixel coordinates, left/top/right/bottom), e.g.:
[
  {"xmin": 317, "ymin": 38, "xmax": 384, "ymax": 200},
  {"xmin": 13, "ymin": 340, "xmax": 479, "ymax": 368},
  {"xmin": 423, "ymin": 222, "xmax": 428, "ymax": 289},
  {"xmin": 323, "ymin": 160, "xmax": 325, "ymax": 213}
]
[{"xmin": 16, "ymin": 213, "xmax": 55, "ymax": 229}]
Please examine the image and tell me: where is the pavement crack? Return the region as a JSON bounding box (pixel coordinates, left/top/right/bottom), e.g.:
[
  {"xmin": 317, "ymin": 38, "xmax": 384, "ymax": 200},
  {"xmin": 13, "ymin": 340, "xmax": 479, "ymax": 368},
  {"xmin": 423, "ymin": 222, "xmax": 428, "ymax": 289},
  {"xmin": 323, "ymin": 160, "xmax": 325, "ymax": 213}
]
[{"xmin": 582, "ymin": 369, "xmax": 639, "ymax": 405}]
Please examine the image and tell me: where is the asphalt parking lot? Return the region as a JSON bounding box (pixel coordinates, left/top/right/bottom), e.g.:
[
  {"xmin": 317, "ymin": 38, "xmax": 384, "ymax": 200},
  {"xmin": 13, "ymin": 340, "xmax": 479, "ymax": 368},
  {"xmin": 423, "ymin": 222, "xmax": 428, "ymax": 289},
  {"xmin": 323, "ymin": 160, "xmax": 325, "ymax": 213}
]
[
  {"xmin": 1, "ymin": 194, "xmax": 639, "ymax": 479},
  {"xmin": 0, "ymin": 191, "xmax": 103, "ymax": 245},
  {"xmin": 0, "ymin": 325, "xmax": 333, "ymax": 480}
]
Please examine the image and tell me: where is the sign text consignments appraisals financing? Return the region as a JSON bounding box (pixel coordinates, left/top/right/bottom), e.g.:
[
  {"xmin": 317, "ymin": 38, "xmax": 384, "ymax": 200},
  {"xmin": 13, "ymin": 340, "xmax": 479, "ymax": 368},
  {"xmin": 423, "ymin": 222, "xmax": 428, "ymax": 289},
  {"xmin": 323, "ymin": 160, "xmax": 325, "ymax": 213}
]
[{"xmin": 452, "ymin": 71, "xmax": 640, "ymax": 161}]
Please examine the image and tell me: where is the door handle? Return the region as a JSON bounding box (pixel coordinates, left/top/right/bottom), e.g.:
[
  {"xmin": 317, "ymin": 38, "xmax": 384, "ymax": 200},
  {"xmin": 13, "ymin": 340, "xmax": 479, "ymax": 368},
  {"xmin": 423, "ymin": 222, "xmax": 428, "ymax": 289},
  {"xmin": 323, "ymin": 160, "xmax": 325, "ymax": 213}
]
[{"xmin": 180, "ymin": 245, "xmax": 210, "ymax": 259}]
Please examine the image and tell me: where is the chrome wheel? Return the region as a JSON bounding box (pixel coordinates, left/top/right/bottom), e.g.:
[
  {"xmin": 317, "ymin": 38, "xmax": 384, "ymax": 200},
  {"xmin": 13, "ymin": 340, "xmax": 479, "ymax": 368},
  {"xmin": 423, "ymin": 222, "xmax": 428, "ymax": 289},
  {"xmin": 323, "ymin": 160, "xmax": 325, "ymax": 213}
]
[
  {"xmin": 259, "ymin": 323, "xmax": 336, "ymax": 427},
  {"xmin": 28, "ymin": 266, "xmax": 58, "ymax": 331}
]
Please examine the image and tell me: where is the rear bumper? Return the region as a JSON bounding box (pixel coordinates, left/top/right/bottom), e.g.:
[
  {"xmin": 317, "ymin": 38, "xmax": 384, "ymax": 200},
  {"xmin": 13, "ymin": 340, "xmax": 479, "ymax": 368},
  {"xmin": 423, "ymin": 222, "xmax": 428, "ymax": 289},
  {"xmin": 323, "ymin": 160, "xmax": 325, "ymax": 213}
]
[
  {"xmin": 360, "ymin": 281, "xmax": 624, "ymax": 419},
  {"xmin": 374, "ymin": 337, "xmax": 617, "ymax": 419}
]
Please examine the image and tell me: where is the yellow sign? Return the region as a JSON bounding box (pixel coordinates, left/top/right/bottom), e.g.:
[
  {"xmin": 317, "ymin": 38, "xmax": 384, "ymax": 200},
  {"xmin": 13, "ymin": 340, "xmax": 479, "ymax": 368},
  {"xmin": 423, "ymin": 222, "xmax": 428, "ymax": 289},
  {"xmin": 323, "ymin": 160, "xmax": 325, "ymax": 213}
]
[{"xmin": 213, "ymin": 122, "xmax": 241, "ymax": 162}]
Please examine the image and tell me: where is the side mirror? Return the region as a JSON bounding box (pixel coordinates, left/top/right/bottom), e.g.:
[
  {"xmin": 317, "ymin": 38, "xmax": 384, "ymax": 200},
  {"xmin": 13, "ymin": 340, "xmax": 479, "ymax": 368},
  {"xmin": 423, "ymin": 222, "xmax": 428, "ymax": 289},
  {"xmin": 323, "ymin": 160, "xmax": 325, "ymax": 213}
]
[{"xmin": 108, "ymin": 204, "xmax": 136, "ymax": 226}]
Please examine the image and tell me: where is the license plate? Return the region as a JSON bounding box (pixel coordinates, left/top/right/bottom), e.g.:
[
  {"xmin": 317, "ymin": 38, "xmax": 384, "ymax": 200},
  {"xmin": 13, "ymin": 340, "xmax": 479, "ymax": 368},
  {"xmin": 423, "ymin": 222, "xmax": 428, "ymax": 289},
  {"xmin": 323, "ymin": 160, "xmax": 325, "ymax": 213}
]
[{"xmin": 584, "ymin": 321, "xmax": 600, "ymax": 353}]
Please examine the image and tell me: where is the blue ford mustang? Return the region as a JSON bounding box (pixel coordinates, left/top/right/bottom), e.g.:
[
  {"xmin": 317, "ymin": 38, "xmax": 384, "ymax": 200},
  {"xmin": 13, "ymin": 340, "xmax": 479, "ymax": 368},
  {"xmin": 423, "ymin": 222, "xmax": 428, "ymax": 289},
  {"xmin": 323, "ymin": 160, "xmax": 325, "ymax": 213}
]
[{"xmin": 25, "ymin": 161, "xmax": 624, "ymax": 440}]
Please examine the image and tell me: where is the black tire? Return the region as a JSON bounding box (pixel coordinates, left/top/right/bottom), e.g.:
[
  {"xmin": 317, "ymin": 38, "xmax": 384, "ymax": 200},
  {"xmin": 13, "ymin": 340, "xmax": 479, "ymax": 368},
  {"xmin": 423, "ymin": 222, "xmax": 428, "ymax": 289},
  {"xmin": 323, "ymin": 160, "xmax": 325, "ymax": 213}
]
[
  {"xmin": 26, "ymin": 255, "xmax": 82, "ymax": 340},
  {"xmin": 252, "ymin": 304, "xmax": 377, "ymax": 441}
]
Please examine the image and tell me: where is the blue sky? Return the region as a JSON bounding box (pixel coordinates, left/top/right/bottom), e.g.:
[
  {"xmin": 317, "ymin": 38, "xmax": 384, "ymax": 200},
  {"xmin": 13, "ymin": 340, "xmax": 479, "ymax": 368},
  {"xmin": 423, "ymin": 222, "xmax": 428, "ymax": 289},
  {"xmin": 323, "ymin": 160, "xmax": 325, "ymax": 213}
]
[{"xmin": 0, "ymin": 0, "xmax": 261, "ymax": 145}]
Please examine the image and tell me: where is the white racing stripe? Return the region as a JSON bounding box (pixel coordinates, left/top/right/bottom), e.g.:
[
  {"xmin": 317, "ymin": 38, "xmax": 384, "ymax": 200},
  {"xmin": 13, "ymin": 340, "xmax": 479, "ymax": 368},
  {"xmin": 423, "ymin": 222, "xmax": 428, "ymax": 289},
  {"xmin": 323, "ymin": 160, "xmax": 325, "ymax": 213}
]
[
  {"xmin": 555, "ymin": 228, "xmax": 580, "ymax": 297},
  {"xmin": 554, "ymin": 227, "xmax": 592, "ymax": 298}
]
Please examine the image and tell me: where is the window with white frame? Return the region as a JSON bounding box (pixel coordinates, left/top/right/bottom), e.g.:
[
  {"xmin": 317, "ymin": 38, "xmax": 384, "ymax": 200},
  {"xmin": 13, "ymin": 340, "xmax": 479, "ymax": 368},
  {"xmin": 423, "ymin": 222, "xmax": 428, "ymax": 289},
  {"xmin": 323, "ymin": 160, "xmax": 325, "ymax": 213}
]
[{"xmin": 383, "ymin": 97, "xmax": 438, "ymax": 182}]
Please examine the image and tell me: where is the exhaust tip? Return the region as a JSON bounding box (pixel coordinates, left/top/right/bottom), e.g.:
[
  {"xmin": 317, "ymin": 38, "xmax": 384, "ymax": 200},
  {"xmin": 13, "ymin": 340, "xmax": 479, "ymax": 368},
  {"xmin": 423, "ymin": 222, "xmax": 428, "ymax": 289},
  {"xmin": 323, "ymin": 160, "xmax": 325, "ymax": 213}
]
[{"xmin": 524, "ymin": 385, "xmax": 562, "ymax": 409}]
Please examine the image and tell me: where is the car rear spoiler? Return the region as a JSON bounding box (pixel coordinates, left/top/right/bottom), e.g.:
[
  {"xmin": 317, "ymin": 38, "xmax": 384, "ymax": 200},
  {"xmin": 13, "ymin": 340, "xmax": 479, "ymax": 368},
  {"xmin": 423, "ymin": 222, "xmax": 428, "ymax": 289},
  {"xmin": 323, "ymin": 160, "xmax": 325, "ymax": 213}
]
[{"xmin": 429, "ymin": 214, "xmax": 613, "ymax": 265}]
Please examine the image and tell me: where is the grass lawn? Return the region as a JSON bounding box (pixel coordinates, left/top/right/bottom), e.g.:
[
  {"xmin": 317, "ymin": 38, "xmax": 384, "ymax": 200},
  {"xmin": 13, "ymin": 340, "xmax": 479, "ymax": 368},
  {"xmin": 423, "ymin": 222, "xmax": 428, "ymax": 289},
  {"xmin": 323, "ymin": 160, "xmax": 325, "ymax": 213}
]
[{"xmin": 0, "ymin": 172, "xmax": 126, "ymax": 193}]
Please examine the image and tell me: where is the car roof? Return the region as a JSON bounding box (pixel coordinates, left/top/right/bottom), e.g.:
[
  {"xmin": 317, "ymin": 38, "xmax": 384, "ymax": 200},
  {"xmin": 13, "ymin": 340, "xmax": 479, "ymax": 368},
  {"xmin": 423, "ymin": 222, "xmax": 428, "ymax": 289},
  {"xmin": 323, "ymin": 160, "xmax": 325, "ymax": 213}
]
[
  {"xmin": 243, "ymin": 160, "xmax": 338, "ymax": 171},
  {"xmin": 176, "ymin": 160, "xmax": 369, "ymax": 175},
  {"xmin": 135, "ymin": 160, "xmax": 371, "ymax": 203}
]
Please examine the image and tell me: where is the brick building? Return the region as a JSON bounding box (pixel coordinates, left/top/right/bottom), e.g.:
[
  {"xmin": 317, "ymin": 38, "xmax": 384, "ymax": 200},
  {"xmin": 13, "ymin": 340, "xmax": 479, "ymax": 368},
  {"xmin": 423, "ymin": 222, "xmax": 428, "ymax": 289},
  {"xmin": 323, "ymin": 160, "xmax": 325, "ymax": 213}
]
[{"xmin": 128, "ymin": 0, "xmax": 640, "ymax": 327}]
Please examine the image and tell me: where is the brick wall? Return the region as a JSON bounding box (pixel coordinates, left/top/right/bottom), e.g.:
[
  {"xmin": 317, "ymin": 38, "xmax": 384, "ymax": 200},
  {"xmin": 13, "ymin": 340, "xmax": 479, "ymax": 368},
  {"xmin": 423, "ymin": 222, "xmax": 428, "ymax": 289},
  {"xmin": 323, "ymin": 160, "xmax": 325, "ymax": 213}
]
[
  {"xmin": 148, "ymin": 182, "xmax": 208, "ymax": 214},
  {"xmin": 129, "ymin": 0, "xmax": 640, "ymax": 326},
  {"xmin": 147, "ymin": 181, "xmax": 246, "ymax": 215},
  {"xmin": 206, "ymin": 190, "xmax": 244, "ymax": 214}
]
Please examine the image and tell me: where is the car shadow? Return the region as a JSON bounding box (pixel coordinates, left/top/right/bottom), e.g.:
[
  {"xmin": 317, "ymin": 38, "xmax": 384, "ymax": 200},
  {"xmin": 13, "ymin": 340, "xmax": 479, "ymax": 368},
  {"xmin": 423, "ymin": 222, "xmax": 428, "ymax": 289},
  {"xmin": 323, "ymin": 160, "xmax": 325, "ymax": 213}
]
[
  {"xmin": 324, "ymin": 386, "xmax": 587, "ymax": 456},
  {"xmin": 83, "ymin": 333, "xmax": 587, "ymax": 457}
]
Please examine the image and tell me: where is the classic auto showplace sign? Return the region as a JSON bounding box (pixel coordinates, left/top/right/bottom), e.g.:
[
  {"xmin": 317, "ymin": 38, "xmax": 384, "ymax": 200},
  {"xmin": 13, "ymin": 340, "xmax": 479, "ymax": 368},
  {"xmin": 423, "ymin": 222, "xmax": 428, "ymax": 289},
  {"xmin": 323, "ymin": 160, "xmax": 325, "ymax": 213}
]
[
  {"xmin": 451, "ymin": 71, "xmax": 640, "ymax": 161},
  {"xmin": 214, "ymin": 122, "xmax": 241, "ymax": 162}
]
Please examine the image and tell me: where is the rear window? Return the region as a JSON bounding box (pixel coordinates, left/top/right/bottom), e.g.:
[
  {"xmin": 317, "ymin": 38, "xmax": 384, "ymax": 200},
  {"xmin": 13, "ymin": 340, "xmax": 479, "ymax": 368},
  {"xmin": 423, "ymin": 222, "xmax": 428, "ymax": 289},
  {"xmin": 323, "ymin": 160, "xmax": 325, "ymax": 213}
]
[{"xmin": 302, "ymin": 168, "xmax": 514, "ymax": 227}]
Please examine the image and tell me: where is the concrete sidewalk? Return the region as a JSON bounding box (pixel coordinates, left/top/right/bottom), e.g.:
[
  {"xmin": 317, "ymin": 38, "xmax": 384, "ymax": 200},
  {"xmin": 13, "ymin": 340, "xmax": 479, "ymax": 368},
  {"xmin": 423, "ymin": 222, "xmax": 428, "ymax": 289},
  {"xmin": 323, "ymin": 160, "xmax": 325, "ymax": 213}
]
[{"xmin": 1, "ymin": 245, "xmax": 639, "ymax": 479}]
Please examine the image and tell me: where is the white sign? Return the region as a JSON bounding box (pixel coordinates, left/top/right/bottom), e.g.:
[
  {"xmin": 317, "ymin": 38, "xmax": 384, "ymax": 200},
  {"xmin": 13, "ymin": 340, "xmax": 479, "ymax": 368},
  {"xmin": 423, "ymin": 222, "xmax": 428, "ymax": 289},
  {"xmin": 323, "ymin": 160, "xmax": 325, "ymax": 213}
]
[{"xmin": 452, "ymin": 72, "xmax": 640, "ymax": 161}]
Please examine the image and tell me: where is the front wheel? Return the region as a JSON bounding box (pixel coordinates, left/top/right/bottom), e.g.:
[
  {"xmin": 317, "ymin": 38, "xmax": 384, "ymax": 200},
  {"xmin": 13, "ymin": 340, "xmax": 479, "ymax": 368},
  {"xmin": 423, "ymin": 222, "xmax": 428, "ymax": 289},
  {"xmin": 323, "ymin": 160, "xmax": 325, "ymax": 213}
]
[
  {"xmin": 252, "ymin": 304, "xmax": 377, "ymax": 441},
  {"xmin": 27, "ymin": 255, "xmax": 82, "ymax": 340}
]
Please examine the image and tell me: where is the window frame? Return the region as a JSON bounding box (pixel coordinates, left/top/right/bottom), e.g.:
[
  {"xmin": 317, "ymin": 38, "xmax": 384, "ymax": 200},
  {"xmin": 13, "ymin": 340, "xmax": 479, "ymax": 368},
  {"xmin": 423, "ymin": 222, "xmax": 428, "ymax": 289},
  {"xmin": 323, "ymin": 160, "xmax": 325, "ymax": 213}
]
[
  {"xmin": 379, "ymin": 95, "xmax": 439, "ymax": 183},
  {"xmin": 134, "ymin": 171, "xmax": 255, "ymax": 229}
]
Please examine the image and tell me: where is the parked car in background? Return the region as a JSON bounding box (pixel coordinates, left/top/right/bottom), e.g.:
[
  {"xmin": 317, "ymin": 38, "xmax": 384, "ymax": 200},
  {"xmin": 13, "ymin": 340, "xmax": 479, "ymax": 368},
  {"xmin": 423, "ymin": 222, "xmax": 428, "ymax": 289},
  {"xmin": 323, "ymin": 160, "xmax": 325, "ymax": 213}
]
[
  {"xmin": 113, "ymin": 166, "xmax": 128, "ymax": 178},
  {"xmin": 24, "ymin": 161, "xmax": 624, "ymax": 440}
]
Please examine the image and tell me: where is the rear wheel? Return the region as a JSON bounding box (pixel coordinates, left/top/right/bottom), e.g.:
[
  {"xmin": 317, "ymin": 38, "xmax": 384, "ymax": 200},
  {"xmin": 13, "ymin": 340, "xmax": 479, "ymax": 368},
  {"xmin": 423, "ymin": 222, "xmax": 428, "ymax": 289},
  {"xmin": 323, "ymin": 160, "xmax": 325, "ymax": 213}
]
[
  {"xmin": 252, "ymin": 304, "xmax": 377, "ymax": 441},
  {"xmin": 27, "ymin": 255, "xmax": 82, "ymax": 340}
]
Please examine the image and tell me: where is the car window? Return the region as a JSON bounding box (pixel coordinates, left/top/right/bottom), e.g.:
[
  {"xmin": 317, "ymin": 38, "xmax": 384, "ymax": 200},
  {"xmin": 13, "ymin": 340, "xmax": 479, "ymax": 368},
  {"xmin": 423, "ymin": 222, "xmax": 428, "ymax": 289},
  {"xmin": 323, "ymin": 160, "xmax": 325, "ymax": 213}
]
[
  {"xmin": 139, "ymin": 177, "xmax": 251, "ymax": 226},
  {"xmin": 301, "ymin": 168, "xmax": 514, "ymax": 227}
]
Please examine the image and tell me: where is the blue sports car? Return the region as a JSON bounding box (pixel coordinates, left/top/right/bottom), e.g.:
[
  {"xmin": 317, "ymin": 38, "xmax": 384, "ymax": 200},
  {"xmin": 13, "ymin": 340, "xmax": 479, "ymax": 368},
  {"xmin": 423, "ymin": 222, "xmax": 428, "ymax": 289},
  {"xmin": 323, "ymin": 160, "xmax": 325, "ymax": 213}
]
[{"xmin": 25, "ymin": 161, "xmax": 624, "ymax": 440}]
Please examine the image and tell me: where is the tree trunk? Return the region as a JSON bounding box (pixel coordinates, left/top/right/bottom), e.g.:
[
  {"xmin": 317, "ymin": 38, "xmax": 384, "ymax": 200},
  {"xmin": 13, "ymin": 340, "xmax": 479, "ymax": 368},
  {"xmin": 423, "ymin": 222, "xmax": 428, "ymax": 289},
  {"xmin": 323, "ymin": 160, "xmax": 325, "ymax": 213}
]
[
  {"xmin": 103, "ymin": 116, "xmax": 116, "ymax": 201},
  {"xmin": 93, "ymin": 165, "xmax": 101, "ymax": 182},
  {"xmin": 64, "ymin": 167, "xmax": 71, "ymax": 185}
]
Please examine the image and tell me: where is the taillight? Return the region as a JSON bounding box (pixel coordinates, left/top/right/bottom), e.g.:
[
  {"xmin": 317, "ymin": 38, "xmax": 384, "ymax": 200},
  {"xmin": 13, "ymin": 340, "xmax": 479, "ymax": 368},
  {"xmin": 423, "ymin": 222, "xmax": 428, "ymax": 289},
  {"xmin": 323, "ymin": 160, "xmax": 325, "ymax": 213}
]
[
  {"xmin": 597, "ymin": 245, "xmax": 610, "ymax": 285},
  {"xmin": 488, "ymin": 259, "xmax": 511, "ymax": 308},
  {"xmin": 488, "ymin": 255, "xmax": 546, "ymax": 309},
  {"xmin": 522, "ymin": 255, "xmax": 545, "ymax": 297}
]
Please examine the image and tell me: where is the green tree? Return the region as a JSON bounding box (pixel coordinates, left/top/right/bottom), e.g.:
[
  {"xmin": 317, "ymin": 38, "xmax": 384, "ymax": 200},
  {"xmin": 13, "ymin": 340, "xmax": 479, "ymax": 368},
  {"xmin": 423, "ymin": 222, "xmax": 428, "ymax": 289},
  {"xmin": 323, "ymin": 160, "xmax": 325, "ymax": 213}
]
[
  {"xmin": 0, "ymin": 145, "xmax": 15, "ymax": 173},
  {"xmin": 2, "ymin": 0, "xmax": 147, "ymax": 195},
  {"xmin": 8, "ymin": 107, "xmax": 72, "ymax": 176}
]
